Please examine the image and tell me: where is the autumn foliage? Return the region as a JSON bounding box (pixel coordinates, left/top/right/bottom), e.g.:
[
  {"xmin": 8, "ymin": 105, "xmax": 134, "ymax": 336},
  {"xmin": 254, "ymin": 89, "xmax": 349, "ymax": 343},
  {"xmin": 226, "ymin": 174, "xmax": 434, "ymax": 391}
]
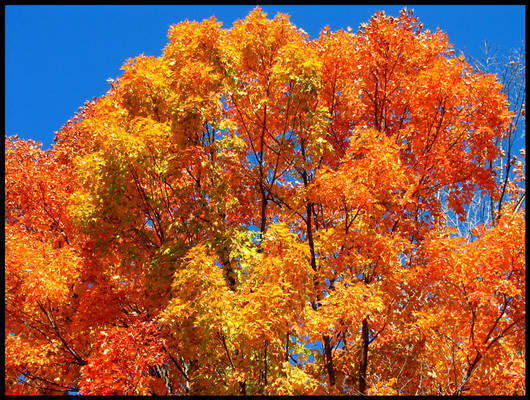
[{"xmin": 5, "ymin": 8, "xmax": 525, "ymax": 395}]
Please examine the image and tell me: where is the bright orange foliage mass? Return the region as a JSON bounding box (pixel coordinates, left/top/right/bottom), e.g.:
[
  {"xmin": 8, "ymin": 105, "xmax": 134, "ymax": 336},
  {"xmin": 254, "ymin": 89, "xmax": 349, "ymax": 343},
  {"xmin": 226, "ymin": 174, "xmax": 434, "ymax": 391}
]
[{"xmin": 5, "ymin": 7, "xmax": 525, "ymax": 395}]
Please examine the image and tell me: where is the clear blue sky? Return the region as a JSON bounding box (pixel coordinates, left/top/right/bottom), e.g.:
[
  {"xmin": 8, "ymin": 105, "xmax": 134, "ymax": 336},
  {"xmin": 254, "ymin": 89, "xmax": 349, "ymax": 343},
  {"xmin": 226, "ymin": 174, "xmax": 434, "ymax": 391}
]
[{"xmin": 5, "ymin": 5, "xmax": 525, "ymax": 149}]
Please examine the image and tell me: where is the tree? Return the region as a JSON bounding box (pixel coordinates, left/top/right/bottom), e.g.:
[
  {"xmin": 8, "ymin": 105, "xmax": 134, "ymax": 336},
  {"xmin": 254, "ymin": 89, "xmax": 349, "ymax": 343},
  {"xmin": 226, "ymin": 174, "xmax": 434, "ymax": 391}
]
[
  {"xmin": 438, "ymin": 41, "xmax": 525, "ymax": 236},
  {"xmin": 5, "ymin": 7, "xmax": 525, "ymax": 395}
]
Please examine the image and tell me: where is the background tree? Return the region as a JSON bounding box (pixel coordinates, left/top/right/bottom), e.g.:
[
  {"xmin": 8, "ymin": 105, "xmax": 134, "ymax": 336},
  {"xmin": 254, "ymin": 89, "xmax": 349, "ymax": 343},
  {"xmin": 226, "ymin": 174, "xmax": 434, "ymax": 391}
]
[{"xmin": 439, "ymin": 41, "xmax": 525, "ymax": 235}]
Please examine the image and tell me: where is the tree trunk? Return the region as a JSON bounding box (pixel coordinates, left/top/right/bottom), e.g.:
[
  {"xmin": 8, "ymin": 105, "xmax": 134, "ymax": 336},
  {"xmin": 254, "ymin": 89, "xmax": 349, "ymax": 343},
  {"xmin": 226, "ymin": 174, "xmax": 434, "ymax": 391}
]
[
  {"xmin": 323, "ymin": 334, "xmax": 336, "ymax": 387},
  {"xmin": 359, "ymin": 317, "xmax": 369, "ymax": 394}
]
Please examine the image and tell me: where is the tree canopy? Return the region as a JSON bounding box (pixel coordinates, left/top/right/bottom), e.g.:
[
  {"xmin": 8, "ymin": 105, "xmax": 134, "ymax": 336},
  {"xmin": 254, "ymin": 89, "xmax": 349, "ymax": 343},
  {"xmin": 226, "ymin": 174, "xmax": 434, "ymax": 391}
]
[{"xmin": 5, "ymin": 7, "xmax": 525, "ymax": 395}]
